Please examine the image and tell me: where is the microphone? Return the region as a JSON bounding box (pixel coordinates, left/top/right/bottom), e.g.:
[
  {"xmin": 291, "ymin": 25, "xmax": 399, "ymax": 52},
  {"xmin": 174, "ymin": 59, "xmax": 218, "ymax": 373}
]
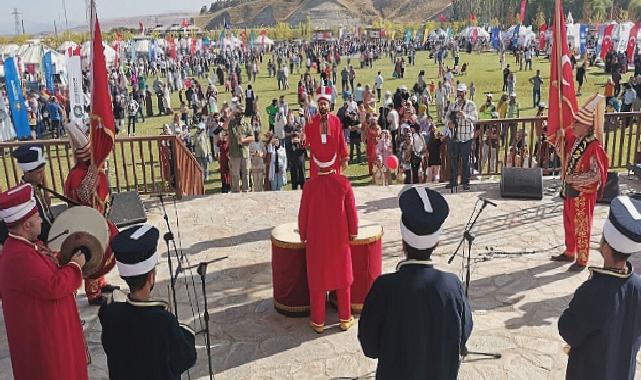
[{"xmin": 479, "ymin": 197, "xmax": 497, "ymax": 207}]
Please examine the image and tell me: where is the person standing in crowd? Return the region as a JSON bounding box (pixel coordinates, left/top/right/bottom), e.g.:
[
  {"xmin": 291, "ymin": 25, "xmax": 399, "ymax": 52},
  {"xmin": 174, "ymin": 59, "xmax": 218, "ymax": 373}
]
[
  {"xmin": 386, "ymin": 103, "xmax": 399, "ymax": 154},
  {"xmin": 446, "ymin": 83, "xmax": 477, "ymax": 191},
  {"xmin": 298, "ymin": 158, "xmax": 358, "ymax": 334},
  {"xmin": 99, "ymin": 224, "xmax": 197, "ymax": 380},
  {"xmin": 375, "ymin": 71, "xmax": 384, "ymax": 102},
  {"xmin": 47, "ymin": 97, "xmax": 64, "ymax": 138},
  {"xmin": 359, "ymin": 186, "xmax": 473, "ymax": 379},
  {"xmin": 127, "ymin": 97, "xmax": 140, "ymax": 136},
  {"xmin": 194, "ymin": 123, "xmax": 212, "ymax": 181},
  {"xmin": 576, "ymin": 61, "xmax": 587, "ymax": 96},
  {"xmin": 0, "ymin": 184, "xmax": 89, "ymax": 380},
  {"xmin": 217, "ymin": 129, "xmax": 231, "ymax": 193},
  {"xmin": 559, "ymin": 196, "xmax": 641, "ymax": 380},
  {"xmin": 366, "ymin": 116, "xmax": 381, "ymax": 175},
  {"xmin": 551, "ymin": 95, "xmax": 608, "ymax": 270},
  {"xmin": 266, "ymin": 98, "xmax": 278, "ymax": 132},
  {"xmin": 249, "ymin": 131, "xmax": 265, "ymax": 192},
  {"xmin": 289, "ymin": 131, "xmax": 306, "ymax": 190},
  {"xmin": 529, "ymin": 69, "xmax": 544, "ymax": 109},
  {"xmin": 426, "ymin": 126, "xmax": 443, "ymax": 183},
  {"xmin": 225, "ymin": 104, "xmax": 254, "ymax": 192},
  {"xmin": 268, "ymin": 136, "xmax": 287, "ymax": 191},
  {"xmin": 409, "ymin": 123, "xmax": 425, "ymax": 184}
]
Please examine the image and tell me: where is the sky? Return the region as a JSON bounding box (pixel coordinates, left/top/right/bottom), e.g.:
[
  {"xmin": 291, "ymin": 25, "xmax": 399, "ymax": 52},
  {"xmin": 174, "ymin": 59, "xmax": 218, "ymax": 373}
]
[{"xmin": 0, "ymin": 0, "xmax": 208, "ymax": 34}]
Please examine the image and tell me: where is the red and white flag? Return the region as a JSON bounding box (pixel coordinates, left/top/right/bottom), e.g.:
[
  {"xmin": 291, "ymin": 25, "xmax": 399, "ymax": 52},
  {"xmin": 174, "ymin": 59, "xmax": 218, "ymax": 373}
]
[
  {"xmin": 519, "ymin": 0, "xmax": 528, "ymax": 23},
  {"xmin": 547, "ymin": 0, "xmax": 578, "ymax": 147},
  {"xmin": 89, "ymin": 0, "xmax": 115, "ymax": 167},
  {"xmin": 626, "ymin": 23, "xmax": 641, "ymax": 63},
  {"xmin": 600, "ymin": 24, "xmax": 615, "ymax": 60}
]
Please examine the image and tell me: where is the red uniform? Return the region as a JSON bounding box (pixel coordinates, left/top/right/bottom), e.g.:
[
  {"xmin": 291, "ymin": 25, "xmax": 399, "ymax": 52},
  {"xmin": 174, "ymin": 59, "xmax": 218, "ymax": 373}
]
[
  {"xmin": 0, "ymin": 236, "xmax": 88, "ymax": 380},
  {"xmin": 64, "ymin": 161, "xmax": 117, "ymax": 301},
  {"xmin": 298, "ymin": 172, "xmax": 358, "ymax": 325},
  {"xmin": 562, "ymin": 130, "xmax": 608, "ymax": 266},
  {"xmin": 305, "ymin": 114, "xmax": 348, "ymax": 178}
]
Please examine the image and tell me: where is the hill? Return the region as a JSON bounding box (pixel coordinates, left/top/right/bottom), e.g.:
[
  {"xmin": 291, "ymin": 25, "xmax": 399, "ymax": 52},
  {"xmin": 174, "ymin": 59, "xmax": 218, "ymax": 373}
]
[{"xmin": 197, "ymin": 0, "xmax": 449, "ymax": 29}]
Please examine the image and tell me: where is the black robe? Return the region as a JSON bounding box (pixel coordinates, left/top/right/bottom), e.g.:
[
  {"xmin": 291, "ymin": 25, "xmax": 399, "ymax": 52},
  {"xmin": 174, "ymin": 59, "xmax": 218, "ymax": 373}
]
[
  {"xmin": 559, "ymin": 263, "xmax": 641, "ymax": 380},
  {"xmin": 358, "ymin": 261, "xmax": 473, "ymax": 380},
  {"xmin": 98, "ymin": 294, "xmax": 197, "ymax": 380}
]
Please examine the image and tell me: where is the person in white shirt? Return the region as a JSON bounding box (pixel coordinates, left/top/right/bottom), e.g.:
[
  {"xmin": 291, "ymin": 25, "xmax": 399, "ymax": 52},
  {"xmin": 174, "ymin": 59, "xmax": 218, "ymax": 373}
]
[
  {"xmin": 127, "ymin": 98, "xmax": 140, "ymax": 136},
  {"xmin": 446, "ymin": 83, "xmax": 478, "ymax": 191},
  {"xmin": 386, "ymin": 104, "xmax": 400, "ymax": 154},
  {"xmin": 375, "ymin": 72, "xmax": 384, "ymax": 102},
  {"xmin": 434, "ymin": 82, "xmax": 445, "ymax": 124},
  {"xmin": 268, "ymin": 136, "xmax": 287, "ymax": 191},
  {"xmin": 248, "ymin": 131, "xmax": 265, "ymax": 191},
  {"xmin": 354, "ymin": 83, "xmax": 365, "ymax": 105}
]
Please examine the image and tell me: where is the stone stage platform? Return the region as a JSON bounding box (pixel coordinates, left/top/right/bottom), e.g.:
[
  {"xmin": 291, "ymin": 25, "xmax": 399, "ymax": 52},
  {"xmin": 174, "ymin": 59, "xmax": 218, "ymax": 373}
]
[{"xmin": 1, "ymin": 176, "xmax": 640, "ymax": 379}]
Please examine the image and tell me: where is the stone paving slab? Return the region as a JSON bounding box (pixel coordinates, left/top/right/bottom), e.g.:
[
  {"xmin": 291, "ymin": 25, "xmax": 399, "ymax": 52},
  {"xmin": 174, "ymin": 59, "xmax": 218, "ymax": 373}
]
[{"xmin": 1, "ymin": 177, "xmax": 640, "ymax": 380}]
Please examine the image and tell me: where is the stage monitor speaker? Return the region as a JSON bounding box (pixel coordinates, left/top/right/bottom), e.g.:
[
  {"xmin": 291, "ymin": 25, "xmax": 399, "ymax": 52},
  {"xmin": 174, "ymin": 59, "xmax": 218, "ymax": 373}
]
[
  {"xmin": 597, "ymin": 172, "xmax": 620, "ymax": 204},
  {"xmin": 108, "ymin": 191, "xmax": 147, "ymax": 228},
  {"xmin": 500, "ymin": 167, "xmax": 543, "ymax": 200}
]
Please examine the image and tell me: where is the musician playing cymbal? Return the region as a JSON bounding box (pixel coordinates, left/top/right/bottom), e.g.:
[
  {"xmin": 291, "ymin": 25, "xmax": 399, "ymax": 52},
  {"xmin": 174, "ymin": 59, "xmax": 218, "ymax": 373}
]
[
  {"xmin": 0, "ymin": 183, "xmax": 88, "ymax": 380},
  {"xmin": 0, "ymin": 144, "xmax": 54, "ymax": 245},
  {"xmin": 99, "ymin": 224, "xmax": 197, "ymax": 380}
]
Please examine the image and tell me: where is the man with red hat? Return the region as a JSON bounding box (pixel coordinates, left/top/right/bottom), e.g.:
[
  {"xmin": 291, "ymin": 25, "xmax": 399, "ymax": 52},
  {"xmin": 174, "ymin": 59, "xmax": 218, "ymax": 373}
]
[
  {"xmin": 551, "ymin": 94, "xmax": 609, "ymax": 270},
  {"xmin": 64, "ymin": 121, "xmax": 120, "ymax": 305},
  {"xmin": 0, "ymin": 183, "xmax": 88, "ymax": 380},
  {"xmin": 298, "ymin": 163, "xmax": 358, "ymax": 333},
  {"xmin": 304, "ymin": 85, "xmax": 349, "ymax": 178}
]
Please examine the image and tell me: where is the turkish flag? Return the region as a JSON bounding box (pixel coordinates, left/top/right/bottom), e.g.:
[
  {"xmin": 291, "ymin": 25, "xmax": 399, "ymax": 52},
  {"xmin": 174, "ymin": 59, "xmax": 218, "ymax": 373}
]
[
  {"xmin": 547, "ymin": 1, "xmax": 578, "ymax": 146},
  {"xmin": 626, "ymin": 23, "xmax": 641, "ymax": 63},
  {"xmin": 600, "ymin": 24, "xmax": 615, "ymax": 60},
  {"xmin": 89, "ymin": 0, "xmax": 115, "ymax": 167}
]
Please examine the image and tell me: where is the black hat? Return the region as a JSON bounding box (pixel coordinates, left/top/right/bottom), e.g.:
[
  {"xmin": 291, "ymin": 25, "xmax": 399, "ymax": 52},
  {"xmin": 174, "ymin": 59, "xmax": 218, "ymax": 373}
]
[
  {"xmin": 399, "ymin": 186, "xmax": 449, "ymax": 249},
  {"xmin": 603, "ymin": 196, "xmax": 641, "ymax": 254},
  {"xmin": 112, "ymin": 224, "xmax": 160, "ymax": 277},
  {"xmin": 11, "ymin": 145, "xmax": 46, "ymax": 172}
]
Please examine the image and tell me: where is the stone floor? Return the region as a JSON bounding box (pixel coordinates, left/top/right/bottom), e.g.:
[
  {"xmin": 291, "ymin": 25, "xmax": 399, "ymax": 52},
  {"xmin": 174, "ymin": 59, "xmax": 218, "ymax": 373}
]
[{"xmin": 1, "ymin": 176, "xmax": 641, "ymax": 380}]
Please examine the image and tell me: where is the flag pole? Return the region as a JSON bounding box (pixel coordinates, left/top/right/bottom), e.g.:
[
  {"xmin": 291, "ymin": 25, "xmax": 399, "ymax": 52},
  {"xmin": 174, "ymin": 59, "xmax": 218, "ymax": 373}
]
[{"xmin": 555, "ymin": 0, "xmax": 565, "ymax": 180}]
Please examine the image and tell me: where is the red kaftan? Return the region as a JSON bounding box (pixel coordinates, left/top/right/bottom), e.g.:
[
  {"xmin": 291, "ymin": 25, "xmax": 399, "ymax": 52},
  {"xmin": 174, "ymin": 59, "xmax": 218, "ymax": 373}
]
[
  {"xmin": 562, "ymin": 131, "xmax": 608, "ymax": 266},
  {"xmin": 304, "ymin": 114, "xmax": 348, "ymax": 177},
  {"xmin": 0, "ymin": 236, "xmax": 88, "ymax": 380},
  {"xmin": 64, "ymin": 161, "xmax": 117, "ymax": 301},
  {"xmin": 298, "ymin": 172, "xmax": 358, "ymax": 292}
]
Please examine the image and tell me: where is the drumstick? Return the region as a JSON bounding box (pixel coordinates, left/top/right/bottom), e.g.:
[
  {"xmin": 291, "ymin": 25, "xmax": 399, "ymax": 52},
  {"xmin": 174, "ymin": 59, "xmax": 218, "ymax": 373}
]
[{"xmin": 47, "ymin": 229, "xmax": 69, "ymax": 244}]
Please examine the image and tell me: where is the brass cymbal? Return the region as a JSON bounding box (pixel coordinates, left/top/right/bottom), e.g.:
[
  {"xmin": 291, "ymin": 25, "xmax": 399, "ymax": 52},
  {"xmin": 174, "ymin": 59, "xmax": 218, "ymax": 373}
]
[{"xmin": 59, "ymin": 231, "xmax": 104, "ymax": 278}]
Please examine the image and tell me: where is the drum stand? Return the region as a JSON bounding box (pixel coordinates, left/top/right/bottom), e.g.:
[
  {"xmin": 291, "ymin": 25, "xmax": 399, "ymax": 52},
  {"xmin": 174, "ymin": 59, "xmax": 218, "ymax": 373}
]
[{"xmin": 447, "ymin": 198, "xmax": 502, "ymax": 360}]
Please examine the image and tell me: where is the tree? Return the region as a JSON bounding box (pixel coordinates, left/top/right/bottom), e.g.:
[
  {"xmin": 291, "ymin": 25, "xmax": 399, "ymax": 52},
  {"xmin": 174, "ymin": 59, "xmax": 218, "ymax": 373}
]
[{"xmin": 200, "ymin": 6, "xmax": 208, "ymax": 15}]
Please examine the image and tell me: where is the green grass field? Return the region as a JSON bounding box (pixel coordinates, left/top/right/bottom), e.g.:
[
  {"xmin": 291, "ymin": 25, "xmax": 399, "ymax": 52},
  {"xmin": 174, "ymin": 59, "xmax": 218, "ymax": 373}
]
[{"xmin": 0, "ymin": 50, "xmax": 622, "ymax": 194}]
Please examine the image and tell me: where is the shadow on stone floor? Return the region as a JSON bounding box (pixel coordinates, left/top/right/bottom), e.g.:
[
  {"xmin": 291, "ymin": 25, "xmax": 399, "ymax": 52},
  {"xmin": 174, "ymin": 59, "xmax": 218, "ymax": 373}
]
[
  {"xmin": 502, "ymin": 294, "xmax": 573, "ymax": 330},
  {"xmin": 178, "ymin": 227, "xmax": 273, "ymax": 255},
  {"xmin": 357, "ymin": 196, "xmax": 398, "ymax": 214}
]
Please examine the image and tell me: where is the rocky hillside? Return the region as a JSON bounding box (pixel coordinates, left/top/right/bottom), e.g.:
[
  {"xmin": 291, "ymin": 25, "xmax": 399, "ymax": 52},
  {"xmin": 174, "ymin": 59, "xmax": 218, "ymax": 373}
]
[{"xmin": 198, "ymin": 0, "xmax": 448, "ymax": 29}]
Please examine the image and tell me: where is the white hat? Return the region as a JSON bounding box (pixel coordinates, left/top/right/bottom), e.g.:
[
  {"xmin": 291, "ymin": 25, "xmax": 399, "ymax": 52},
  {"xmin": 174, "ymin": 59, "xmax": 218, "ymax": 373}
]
[
  {"xmin": 457, "ymin": 83, "xmax": 467, "ymax": 92},
  {"xmin": 602, "ymin": 196, "xmax": 641, "ymax": 254}
]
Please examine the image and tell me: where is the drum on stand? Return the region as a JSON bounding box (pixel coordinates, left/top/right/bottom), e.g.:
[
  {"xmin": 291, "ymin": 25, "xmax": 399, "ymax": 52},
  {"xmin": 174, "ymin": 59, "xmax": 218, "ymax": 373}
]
[
  {"xmin": 330, "ymin": 220, "xmax": 383, "ymax": 314},
  {"xmin": 271, "ymin": 223, "xmax": 310, "ymax": 317}
]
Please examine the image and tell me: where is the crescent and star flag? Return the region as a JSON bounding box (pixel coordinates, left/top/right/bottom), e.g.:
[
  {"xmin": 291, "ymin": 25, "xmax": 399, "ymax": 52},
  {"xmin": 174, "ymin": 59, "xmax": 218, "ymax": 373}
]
[
  {"xmin": 89, "ymin": 0, "xmax": 115, "ymax": 167},
  {"xmin": 600, "ymin": 24, "xmax": 615, "ymax": 60},
  {"xmin": 627, "ymin": 23, "xmax": 641, "ymax": 62},
  {"xmin": 547, "ymin": 0, "xmax": 578, "ymax": 147},
  {"xmin": 3, "ymin": 57, "xmax": 30, "ymax": 139}
]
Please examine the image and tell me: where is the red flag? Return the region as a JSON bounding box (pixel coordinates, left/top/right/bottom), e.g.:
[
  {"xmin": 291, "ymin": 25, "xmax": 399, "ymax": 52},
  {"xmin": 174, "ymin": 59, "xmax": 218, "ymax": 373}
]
[
  {"xmin": 471, "ymin": 28, "xmax": 479, "ymax": 45},
  {"xmin": 260, "ymin": 29, "xmax": 267, "ymax": 36},
  {"xmin": 139, "ymin": 21, "xmax": 144, "ymax": 34},
  {"xmin": 89, "ymin": 0, "xmax": 115, "ymax": 167},
  {"xmin": 627, "ymin": 23, "xmax": 641, "ymax": 63},
  {"xmin": 547, "ymin": 0, "xmax": 578, "ymax": 146},
  {"xmin": 168, "ymin": 36, "xmax": 177, "ymax": 59},
  {"xmin": 519, "ymin": 0, "xmax": 528, "ymax": 23},
  {"xmin": 439, "ymin": 14, "xmax": 447, "ymax": 23},
  {"xmin": 469, "ymin": 13, "xmax": 476, "ymax": 22},
  {"xmin": 539, "ymin": 30, "xmax": 546, "ymax": 51},
  {"xmin": 181, "ymin": 18, "xmax": 189, "ymax": 28},
  {"xmin": 600, "ymin": 24, "xmax": 615, "ymax": 60}
]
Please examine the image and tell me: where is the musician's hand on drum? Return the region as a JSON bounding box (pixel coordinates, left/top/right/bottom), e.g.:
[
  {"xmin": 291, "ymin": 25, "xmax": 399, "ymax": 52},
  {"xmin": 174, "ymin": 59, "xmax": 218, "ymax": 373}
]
[{"xmin": 70, "ymin": 251, "xmax": 86, "ymax": 268}]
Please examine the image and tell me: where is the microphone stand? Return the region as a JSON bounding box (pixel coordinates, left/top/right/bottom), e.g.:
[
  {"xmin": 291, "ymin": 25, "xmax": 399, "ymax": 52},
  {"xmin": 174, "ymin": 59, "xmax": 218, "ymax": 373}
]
[
  {"xmin": 158, "ymin": 194, "xmax": 180, "ymax": 318},
  {"xmin": 197, "ymin": 262, "xmax": 215, "ymax": 380},
  {"xmin": 447, "ymin": 199, "xmax": 502, "ymax": 360}
]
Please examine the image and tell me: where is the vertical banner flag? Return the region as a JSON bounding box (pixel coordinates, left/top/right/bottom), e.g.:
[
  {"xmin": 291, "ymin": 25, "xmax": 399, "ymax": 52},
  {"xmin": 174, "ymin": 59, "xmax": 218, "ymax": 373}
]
[
  {"xmin": 3, "ymin": 57, "xmax": 30, "ymax": 139},
  {"xmin": 512, "ymin": 25, "xmax": 520, "ymax": 47},
  {"xmin": 617, "ymin": 23, "xmax": 633, "ymax": 53},
  {"xmin": 579, "ymin": 24, "xmax": 589, "ymax": 56},
  {"xmin": 89, "ymin": 0, "xmax": 115, "ymax": 167},
  {"xmin": 0, "ymin": 94, "xmax": 16, "ymax": 141},
  {"xmin": 627, "ymin": 23, "xmax": 641, "ymax": 63},
  {"xmin": 67, "ymin": 55, "xmax": 85, "ymax": 125},
  {"xmin": 595, "ymin": 24, "xmax": 605, "ymax": 59},
  {"xmin": 547, "ymin": 0, "xmax": 578, "ymax": 147},
  {"xmin": 539, "ymin": 24, "xmax": 548, "ymax": 51},
  {"xmin": 600, "ymin": 24, "xmax": 615, "ymax": 59},
  {"xmin": 519, "ymin": 0, "xmax": 528, "ymax": 23},
  {"xmin": 43, "ymin": 51, "xmax": 55, "ymax": 93}
]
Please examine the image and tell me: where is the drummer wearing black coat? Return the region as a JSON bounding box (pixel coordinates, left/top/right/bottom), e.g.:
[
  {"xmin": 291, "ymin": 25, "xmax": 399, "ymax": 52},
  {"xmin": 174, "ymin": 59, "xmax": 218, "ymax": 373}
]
[
  {"xmin": 99, "ymin": 225, "xmax": 196, "ymax": 380},
  {"xmin": 358, "ymin": 186, "xmax": 473, "ymax": 380}
]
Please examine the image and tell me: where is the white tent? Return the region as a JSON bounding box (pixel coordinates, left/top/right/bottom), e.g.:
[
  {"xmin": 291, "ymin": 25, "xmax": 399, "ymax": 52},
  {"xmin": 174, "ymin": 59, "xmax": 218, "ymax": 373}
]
[
  {"xmin": 0, "ymin": 44, "xmax": 20, "ymax": 57},
  {"xmin": 57, "ymin": 41, "xmax": 79, "ymax": 54},
  {"xmin": 18, "ymin": 44, "xmax": 44, "ymax": 65},
  {"xmin": 429, "ymin": 29, "xmax": 447, "ymax": 39},
  {"xmin": 254, "ymin": 35, "xmax": 274, "ymax": 47},
  {"xmin": 81, "ymin": 41, "xmax": 117, "ymax": 68},
  {"xmin": 460, "ymin": 27, "xmax": 490, "ymax": 40},
  {"xmin": 133, "ymin": 39, "xmax": 151, "ymax": 54}
]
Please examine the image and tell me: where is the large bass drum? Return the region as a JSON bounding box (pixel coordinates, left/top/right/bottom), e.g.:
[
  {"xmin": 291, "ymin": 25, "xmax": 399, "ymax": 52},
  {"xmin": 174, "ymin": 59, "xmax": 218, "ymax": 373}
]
[{"xmin": 48, "ymin": 206, "xmax": 109, "ymax": 277}]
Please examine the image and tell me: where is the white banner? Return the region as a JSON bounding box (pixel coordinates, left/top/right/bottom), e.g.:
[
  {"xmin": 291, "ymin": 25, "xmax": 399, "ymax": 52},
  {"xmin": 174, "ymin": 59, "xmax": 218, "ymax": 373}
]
[
  {"xmin": 617, "ymin": 22, "xmax": 633, "ymax": 53},
  {"xmin": 0, "ymin": 94, "xmax": 16, "ymax": 141},
  {"xmin": 67, "ymin": 56, "xmax": 86, "ymax": 126}
]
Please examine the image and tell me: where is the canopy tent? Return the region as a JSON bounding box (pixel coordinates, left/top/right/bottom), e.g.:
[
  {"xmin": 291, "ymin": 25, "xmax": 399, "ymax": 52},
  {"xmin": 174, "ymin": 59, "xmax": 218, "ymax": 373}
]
[
  {"xmin": 17, "ymin": 44, "xmax": 44, "ymax": 65},
  {"xmin": 254, "ymin": 35, "xmax": 274, "ymax": 47},
  {"xmin": 0, "ymin": 44, "xmax": 20, "ymax": 57},
  {"xmin": 57, "ymin": 41, "xmax": 79, "ymax": 54},
  {"xmin": 460, "ymin": 27, "xmax": 490, "ymax": 40},
  {"xmin": 502, "ymin": 25, "xmax": 536, "ymax": 48},
  {"xmin": 133, "ymin": 39, "xmax": 151, "ymax": 54},
  {"xmin": 428, "ymin": 29, "xmax": 447, "ymax": 39},
  {"xmin": 81, "ymin": 41, "xmax": 117, "ymax": 68}
]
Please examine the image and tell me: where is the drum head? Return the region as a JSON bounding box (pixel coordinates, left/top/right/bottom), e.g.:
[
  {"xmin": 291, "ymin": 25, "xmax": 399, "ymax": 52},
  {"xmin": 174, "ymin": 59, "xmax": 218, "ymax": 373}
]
[
  {"xmin": 271, "ymin": 223, "xmax": 305, "ymax": 249},
  {"xmin": 49, "ymin": 206, "xmax": 109, "ymax": 253},
  {"xmin": 59, "ymin": 231, "xmax": 105, "ymax": 277},
  {"xmin": 352, "ymin": 219, "xmax": 383, "ymax": 245}
]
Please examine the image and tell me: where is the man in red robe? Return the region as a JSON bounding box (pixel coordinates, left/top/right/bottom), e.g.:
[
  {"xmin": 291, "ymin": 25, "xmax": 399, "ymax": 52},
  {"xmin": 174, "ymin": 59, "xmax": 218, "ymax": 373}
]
[
  {"xmin": 305, "ymin": 86, "xmax": 349, "ymax": 178},
  {"xmin": 0, "ymin": 183, "xmax": 88, "ymax": 380},
  {"xmin": 298, "ymin": 165, "xmax": 358, "ymax": 333},
  {"xmin": 64, "ymin": 121, "xmax": 119, "ymax": 305},
  {"xmin": 552, "ymin": 94, "xmax": 609, "ymax": 270}
]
